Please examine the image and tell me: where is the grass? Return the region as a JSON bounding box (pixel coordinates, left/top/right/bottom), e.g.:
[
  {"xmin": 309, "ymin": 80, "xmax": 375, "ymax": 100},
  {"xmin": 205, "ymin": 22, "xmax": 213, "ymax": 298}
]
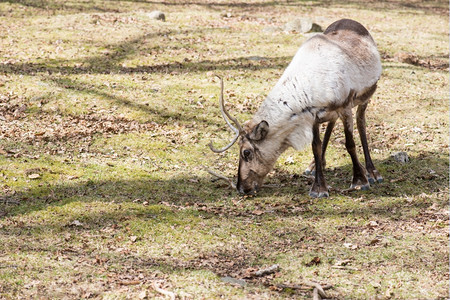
[{"xmin": 0, "ymin": 0, "xmax": 448, "ymax": 299}]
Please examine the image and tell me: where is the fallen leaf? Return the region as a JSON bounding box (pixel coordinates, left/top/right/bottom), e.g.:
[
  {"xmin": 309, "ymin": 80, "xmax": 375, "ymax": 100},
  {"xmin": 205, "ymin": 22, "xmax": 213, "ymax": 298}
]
[
  {"xmin": 64, "ymin": 233, "xmax": 72, "ymax": 241},
  {"xmin": 305, "ymin": 256, "xmax": 321, "ymax": 266},
  {"xmin": 368, "ymin": 220, "xmax": 378, "ymax": 228},
  {"xmin": 28, "ymin": 173, "xmax": 41, "ymax": 179},
  {"xmin": 285, "ymin": 156, "xmax": 295, "ymax": 165},
  {"xmin": 138, "ymin": 290, "xmax": 147, "ymax": 299},
  {"xmin": 343, "ymin": 242, "xmax": 358, "ymax": 250},
  {"xmin": 69, "ymin": 220, "xmax": 83, "ymax": 227},
  {"xmin": 334, "ymin": 259, "xmax": 352, "ymax": 266},
  {"xmin": 368, "ymin": 238, "xmax": 381, "ymax": 246}
]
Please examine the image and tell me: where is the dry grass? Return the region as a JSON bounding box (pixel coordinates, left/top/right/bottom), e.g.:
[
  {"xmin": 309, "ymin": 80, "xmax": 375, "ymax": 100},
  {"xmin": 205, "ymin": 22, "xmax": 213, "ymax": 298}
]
[{"xmin": 0, "ymin": 0, "xmax": 448, "ymax": 299}]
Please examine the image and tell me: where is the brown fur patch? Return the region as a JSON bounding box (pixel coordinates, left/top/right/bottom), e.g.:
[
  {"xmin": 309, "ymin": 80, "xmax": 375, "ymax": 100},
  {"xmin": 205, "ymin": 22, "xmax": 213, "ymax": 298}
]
[{"xmin": 324, "ymin": 19, "xmax": 369, "ymax": 37}]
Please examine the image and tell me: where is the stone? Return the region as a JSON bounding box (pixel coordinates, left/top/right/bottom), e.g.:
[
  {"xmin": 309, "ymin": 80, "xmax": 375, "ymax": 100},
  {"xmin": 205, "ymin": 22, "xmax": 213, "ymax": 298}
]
[
  {"xmin": 391, "ymin": 151, "xmax": 409, "ymax": 163},
  {"xmin": 220, "ymin": 276, "xmax": 247, "ymax": 286},
  {"xmin": 147, "ymin": 10, "xmax": 165, "ymax": 21},
  {"xmin": 283, "ymin": 18, "xmax": 322, "ymax": 33}
]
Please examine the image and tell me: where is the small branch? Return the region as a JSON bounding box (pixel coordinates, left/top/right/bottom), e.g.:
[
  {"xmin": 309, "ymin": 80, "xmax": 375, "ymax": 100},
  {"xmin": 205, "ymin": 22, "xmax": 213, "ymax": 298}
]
[
  {"xmin": 252, "ymin": 264, "xmax": 279, "ymax": 277},
  {"xmin": 313, "ymin": 287, "xmax": 320, "ymax": 300},
  {"xmin": 152, "ymin": 281, "xmax": 176, "ymax": 300},
  {"xmin": 305, "ymin": 281, "xmax": 329, "ymax": 299},
  {"xmin": 203, "ymin": 166, "xmax": 236, "ymax": 189},
  {"xmin": 331, "ymin": 265, "xmax": 359, "ymax": 271}
]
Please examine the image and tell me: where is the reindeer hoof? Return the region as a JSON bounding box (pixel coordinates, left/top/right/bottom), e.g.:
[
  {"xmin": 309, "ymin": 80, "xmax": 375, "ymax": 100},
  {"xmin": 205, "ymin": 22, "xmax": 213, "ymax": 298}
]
[
  {"xmin": 368, "ymin": 175, "xmax": 383, "ymax": 184},
  {"xmin": 361, "ymin": 184, "xmax": 370, "ymax": 191}
]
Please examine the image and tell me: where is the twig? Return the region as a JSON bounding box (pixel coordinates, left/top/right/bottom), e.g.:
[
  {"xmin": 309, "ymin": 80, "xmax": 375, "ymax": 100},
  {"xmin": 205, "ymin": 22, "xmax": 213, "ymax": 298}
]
[
  {"xmin": 253, "ymin": 264, "xmax": 279, "ymax": 277},
  {"xmin": 152, "ymin": 281, "xmax": 176, "ymax": 300},
  {"xmin": 305, "ymin": 281, "xmax": 329, "ymax": 299},
  {"xmin": 331, "ymin": 265, "xmax": 359, "ymax": 271},
  {"xmin": 203, "ymin": 166, "xmax": 236, "ymax": 189},
  {"xmin": 313, "ymin": 287, "xmax": 320, "ymax": 300},
  {"xmin": 276, "ymin": 282, "xmax": 332, "ymax": 298}
]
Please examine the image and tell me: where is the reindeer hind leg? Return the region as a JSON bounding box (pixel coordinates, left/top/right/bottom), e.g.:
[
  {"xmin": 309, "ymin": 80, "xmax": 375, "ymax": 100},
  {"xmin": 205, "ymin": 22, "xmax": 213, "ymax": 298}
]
[
  {"xmin": 356, "ymin": 102, "xmax": 383, "ymax": 184},
  {"xmin": 340, "ymin": 104, "xmax": 370, "ymax": 190}
]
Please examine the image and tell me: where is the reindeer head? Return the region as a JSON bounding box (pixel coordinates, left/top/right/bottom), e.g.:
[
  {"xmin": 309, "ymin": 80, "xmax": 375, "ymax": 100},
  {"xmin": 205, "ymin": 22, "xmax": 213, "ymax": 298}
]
[{"xmin": 209, "ymin": 76, "xmax": 278, "ymax": 195}]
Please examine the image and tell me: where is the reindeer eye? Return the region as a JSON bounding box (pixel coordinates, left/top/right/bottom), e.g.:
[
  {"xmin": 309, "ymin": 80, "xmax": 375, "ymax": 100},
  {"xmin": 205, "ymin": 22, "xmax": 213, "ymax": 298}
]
[{"xmin": 243, "ymin": 149, "xmax": 251, "ymax": 160}]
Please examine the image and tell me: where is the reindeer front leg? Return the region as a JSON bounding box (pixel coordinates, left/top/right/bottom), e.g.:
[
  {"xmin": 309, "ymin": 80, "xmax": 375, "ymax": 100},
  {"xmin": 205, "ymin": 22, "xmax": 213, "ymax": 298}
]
[
  {"xmin": 309, "ymin": 121, "xmax": 329, "ymax": 198},
  {"xmin": 305, "ymin": 119, "xmax": 336, "ymax": 175}
]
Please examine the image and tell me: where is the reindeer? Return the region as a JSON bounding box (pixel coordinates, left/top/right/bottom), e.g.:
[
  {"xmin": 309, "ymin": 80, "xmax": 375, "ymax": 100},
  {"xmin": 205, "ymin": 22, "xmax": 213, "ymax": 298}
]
[{"xmin": 209, "ymin": 19, "xmax": 383, "ymax": 198}]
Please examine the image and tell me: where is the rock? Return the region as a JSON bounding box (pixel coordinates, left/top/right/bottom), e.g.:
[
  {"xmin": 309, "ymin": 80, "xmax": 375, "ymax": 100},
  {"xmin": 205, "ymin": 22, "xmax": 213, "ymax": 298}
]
[
  {"xmin": 221, "ymin": 276, "xmax": 247, "ymax": 286},
  {"xmin": 283, "ymin": 18, "xmax": 322, "ymax": 33},
  {"xmin": 147, "ymin": 10, "xmax": 165, "ymax": 21},
  {"xmin": 391, "ymin": 151, "xmax": 409, "ymax": 163}
]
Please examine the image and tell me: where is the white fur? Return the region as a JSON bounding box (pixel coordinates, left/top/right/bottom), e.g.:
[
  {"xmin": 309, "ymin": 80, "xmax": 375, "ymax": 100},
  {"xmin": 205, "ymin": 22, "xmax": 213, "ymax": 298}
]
[{"xmin": 252, "ymin": 32, "xmax": 381, "ymax": 156}]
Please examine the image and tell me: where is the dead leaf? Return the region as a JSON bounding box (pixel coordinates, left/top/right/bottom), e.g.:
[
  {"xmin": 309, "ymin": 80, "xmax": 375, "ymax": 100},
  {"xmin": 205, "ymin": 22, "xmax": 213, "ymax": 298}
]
[
  {"xmin": 69, "ymin": 220, "xmax": 83, "ymax": 227},
  {"xmin": 343, "ymin": 242, "xmax": 358, "ymax": 250},
  {"xmin": 252, "ymin": 209, "xmax": 264, "ymax": 216},
  {"xmin": 138, "ymin": 290, "xmax": 147, "ymax": 299},
  {"xmin": 64, "ymin": 233, "xmax": 72, "ymax": 241},
  {"xmin": 305, "ymin": 256, "xmax": 321, "ymax": 266},
  {"xmin": 284, "ymin": 156, "xmax": 295, "ymax": 165},
  {"xmin": 368, "ymin": 238, "xmax": 381, "ymax": 246},
  {"xmin": 28, "ymin": 173, "xmax": 41, "ymax": 179},
  {"xmin": 334, "ymin": 259, "xmax": 352, "ymax": 266}
]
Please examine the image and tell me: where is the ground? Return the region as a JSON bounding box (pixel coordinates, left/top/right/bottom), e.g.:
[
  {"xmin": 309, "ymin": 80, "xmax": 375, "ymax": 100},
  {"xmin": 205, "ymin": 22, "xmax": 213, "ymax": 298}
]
[{"xmin": 0, "ymin": 0, "xmax": 448, "ymax": 299}]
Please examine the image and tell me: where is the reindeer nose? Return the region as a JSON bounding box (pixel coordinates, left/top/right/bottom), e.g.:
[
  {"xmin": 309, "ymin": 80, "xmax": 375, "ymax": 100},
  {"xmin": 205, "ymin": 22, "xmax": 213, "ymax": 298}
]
[
  {"xmin": 238, "ymin": 187, "xmax": 249, "ymax": 195},
  {"xmin": 238, "ymin": 184, "xmax": 258, "ymax": 195}
]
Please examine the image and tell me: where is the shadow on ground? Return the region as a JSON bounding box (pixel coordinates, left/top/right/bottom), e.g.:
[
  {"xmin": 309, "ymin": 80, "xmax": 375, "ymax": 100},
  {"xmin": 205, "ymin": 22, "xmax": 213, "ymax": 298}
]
[
  {"xmin": 2, "ymin": 151, "xmax": 447, "ymax": 219},
  {"xmin": 5, "ymin": 0, "xmax": 449, "ymax": 15},
  {"xmin": 1, "ymin": 151, "xmax": 447, "ymax": 297}
]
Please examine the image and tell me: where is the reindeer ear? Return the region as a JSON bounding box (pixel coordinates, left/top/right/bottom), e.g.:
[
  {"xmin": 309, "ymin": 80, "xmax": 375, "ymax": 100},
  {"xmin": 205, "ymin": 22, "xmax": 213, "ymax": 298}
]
[{"xmin": 249, "ymin": 120, "xmax": 269, "ymax": 141}]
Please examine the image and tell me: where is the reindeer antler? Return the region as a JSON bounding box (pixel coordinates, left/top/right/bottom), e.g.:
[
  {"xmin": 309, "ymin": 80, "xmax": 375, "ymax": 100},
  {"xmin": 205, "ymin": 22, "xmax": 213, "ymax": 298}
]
[{"xmin": 209, "ymin": 75, "xmax": 244, "ymax": 153}]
